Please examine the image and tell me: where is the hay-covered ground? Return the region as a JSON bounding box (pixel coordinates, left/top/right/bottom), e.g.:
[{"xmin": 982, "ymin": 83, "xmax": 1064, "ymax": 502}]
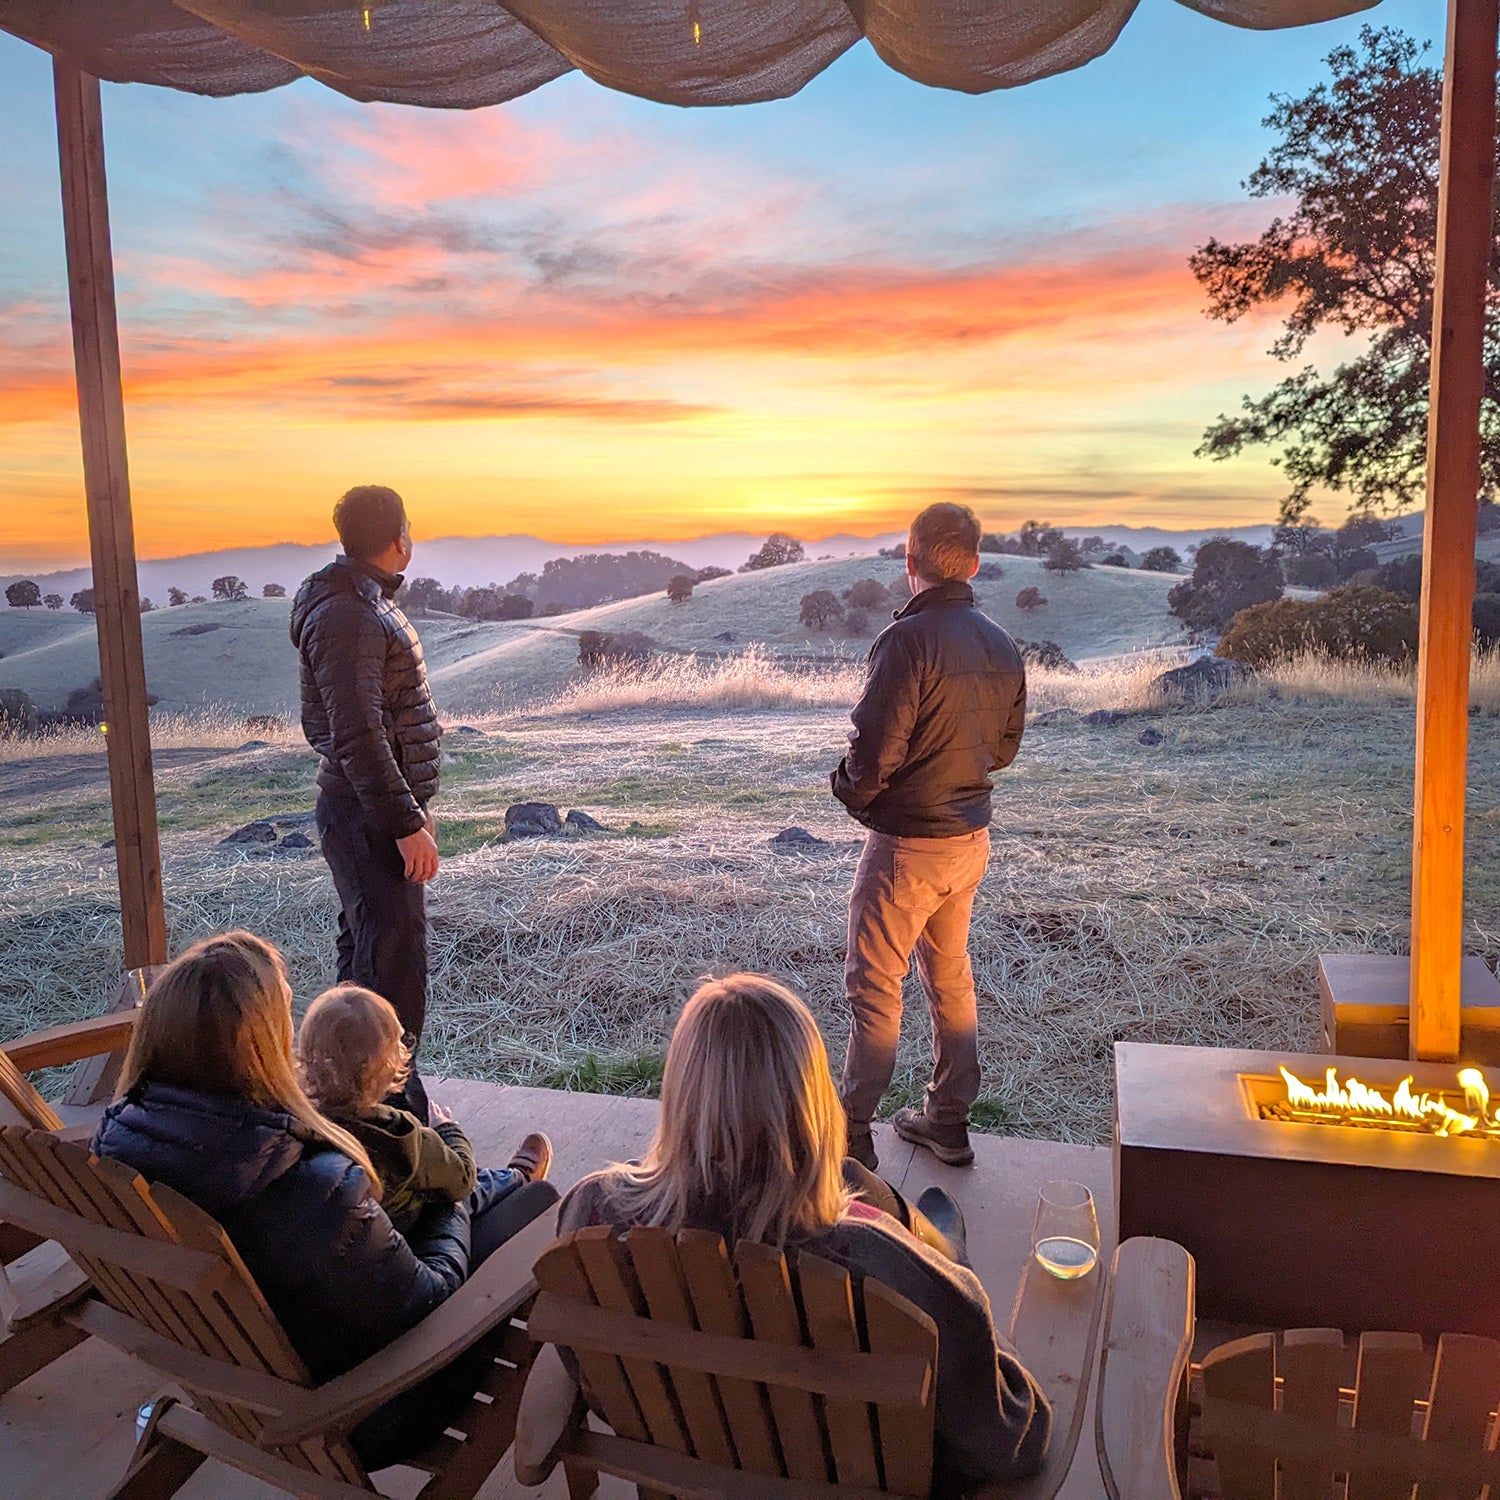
[{"xmin": 3, "ymin": 658, "xmax": 1498, "ymax": 1144}]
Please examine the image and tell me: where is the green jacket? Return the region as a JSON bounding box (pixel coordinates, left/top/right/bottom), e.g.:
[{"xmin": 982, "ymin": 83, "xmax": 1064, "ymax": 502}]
[{"xmin": 331, "ymin": 1104, "xmax": 476, "ymax": 1235}]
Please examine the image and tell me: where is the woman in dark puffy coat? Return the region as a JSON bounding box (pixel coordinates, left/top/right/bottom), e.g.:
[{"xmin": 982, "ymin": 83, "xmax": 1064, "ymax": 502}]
[{"xmin": 91, "ymin": 930, "xmax": 557, "ymax": 1467}]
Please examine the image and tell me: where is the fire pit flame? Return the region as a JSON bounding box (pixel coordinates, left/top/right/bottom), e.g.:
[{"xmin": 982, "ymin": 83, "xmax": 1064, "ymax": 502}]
[{"xmin": 1276, "ymin": 1064, "xmax": 1488, "ymax": 1138}]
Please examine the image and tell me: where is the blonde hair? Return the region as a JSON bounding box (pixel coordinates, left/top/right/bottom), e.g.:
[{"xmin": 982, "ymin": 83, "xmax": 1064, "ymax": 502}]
[
  {"xmin": 612, "ymin": 974, "xmax": 851, "ymax": 1247},
  {"xmin": 298, "ymin": 985, "xmax": 410, "ymax": 1114},
  {"xmin": 119, "ymin": 932, "xmax": 382, "ymax": 1196}
]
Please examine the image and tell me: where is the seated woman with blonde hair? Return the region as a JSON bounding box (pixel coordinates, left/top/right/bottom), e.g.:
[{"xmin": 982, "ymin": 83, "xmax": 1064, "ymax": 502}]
[
  {"xmin": 558, "ymin": 972, "xmax": 1051, "ymax": 1490},
  {"xmin": 92, "ymin": 930, "xmax": 558, "ymax": 1469}
]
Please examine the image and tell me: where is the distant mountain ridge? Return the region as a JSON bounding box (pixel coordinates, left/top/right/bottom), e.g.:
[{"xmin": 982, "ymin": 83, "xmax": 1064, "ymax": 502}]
[{"xmin": 0, "ymin": 520, "xmax": 1285, "ymax": 604}]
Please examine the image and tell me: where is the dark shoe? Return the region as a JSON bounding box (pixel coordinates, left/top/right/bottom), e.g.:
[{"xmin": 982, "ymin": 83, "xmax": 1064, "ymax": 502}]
[
  {"xmin": 507, "ymin": 1132, "xmax": 553, "ymax": 1183},
  {"xmin": 892, "ymin": 1106, "xmax": 974, "ymax": 1166},
  {"xmin": 846, "ymin": 1125, "xmax": 878, "ymax": 1172},
  {"xmin": 914, "ymin": 1186, "xmax": 970, "ymax": 1265}
]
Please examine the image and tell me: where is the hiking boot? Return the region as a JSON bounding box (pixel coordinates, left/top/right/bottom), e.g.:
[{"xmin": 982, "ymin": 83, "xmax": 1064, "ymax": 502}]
[
  {"xmin": 914, "ymin": 1186, "xmax": 970, "ymax": 1265},
  {"xmin": 892, "ymin": 1107, "xmax": 974, "ymax": 1166},
  {"xmin": 507, "ymin": 1132, "xmax": 553, "ymax": 1183},
  {"xmin": 846, "ymin": 1125, "xmax": 878, "ymax": 1172}
]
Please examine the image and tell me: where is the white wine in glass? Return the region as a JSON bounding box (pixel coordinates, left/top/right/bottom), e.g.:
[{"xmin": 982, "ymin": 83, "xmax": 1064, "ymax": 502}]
[{"xmin": 1031, "ymin": 1181, "xmax": 1099, "ymax": 1280}]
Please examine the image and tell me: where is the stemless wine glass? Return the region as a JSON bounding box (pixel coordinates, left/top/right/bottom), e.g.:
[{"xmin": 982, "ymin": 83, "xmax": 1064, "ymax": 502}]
[{"xmin": 1031, "ymin": 1180, "xmax": 1100, "ymax": 1280}]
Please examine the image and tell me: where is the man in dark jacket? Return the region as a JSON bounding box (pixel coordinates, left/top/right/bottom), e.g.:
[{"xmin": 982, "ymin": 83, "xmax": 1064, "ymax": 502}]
[
  {"xmin": 291, "ymin": 486, "xmax": 441, "ymax": 1113},
  {"xmin": 831, "ymin": 503, "xmax": 1026, "ymax": 1170}
]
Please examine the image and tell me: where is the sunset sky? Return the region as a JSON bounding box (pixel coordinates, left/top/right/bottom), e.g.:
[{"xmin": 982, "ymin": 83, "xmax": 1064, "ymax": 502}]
[{"xmin": 0, "ymin": 3, "xmax": 1436, "ymax": 573}]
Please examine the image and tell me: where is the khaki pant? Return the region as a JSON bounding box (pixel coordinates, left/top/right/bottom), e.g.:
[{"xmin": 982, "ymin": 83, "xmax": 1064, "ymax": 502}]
[{"xmin": 840, "ymin": 827, "xmax": 990, "ymax": 1129}]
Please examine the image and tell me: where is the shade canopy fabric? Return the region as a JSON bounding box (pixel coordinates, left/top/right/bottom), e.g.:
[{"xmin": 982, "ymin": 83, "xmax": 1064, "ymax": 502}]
[{"xmin": 3, "ymin": 0, "xmax": 1378, "ymax": 108}]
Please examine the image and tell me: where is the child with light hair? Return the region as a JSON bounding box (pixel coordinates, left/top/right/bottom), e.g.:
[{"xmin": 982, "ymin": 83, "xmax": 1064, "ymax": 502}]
[{"xmin": 299, "ymin": 984, "xmax": 550, "ymax": 1236}]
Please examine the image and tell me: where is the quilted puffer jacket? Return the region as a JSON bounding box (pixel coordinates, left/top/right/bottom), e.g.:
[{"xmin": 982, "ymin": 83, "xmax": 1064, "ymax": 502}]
[
  {"xmin": 290, "ymin": 557, "xmax": 440, "ymax": 838},
  {"xmin": 92, "ymin": 1083, "xmax": 470, "ymax": 1382},
  {"xmin": 831, "ymin": 580, "xmax": 1027, "ymax": 838}
]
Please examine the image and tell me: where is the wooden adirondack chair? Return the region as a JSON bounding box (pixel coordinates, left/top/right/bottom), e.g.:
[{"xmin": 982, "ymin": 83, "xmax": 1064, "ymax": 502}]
[
  {"xmin": 514, "ymin": 1221, "xmax": 1105, "ymax": 1499},
  {"xmin": 0, "ymin": 989, "xmax": 146, "ymax": 1395},
  {"xmin": 1096, "ymin": 1237, "xmax": 1500, "ymax": 1500},
  {"xmin": 0, "ymin": 1121, "xmax": 557, "ymax": 1499}
]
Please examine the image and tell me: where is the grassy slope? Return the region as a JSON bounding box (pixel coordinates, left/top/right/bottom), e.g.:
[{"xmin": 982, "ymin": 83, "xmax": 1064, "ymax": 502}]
[{"xmin": 427, "ymin": 554, "xmax": 1187, "ymax": 712}]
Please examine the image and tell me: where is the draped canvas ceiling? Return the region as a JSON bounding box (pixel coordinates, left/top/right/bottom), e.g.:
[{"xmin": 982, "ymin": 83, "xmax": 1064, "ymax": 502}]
[{"xmin": 2, "ymin": 0, "xmax": 1377, "ymax": 108}]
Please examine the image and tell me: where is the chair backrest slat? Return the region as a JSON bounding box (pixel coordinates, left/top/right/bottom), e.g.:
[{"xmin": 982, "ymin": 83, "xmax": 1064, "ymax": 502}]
[
  {"xmin": 1422, "ymin": 1331, "xmax": 1500, "ymax": 1500},
  {"xmin": 1200, "ymin": 1332, "xmax": 1277, "ymax": 1500},
  {"xmin": 1349, "ymin": 1332, "xmax": 1427, "ymax": 1500},
  {"xmin": 795, "ymin": 1252, "xmax": 881, "ymax": 1489},
  {"xmin": 1276, "ymin": 1327, "xmax": 1343, "ymax": 1500},
  {"xmin": 675, "ymin": 1227, "xmax": 783, "ymax": 1478},
  {"xmin": 534, "ymin": 1234, "xmax": 650, "ymax": 1445},
  {"xmin": 624, "ymin": 1226, "xmax": 737, "ymax": 1469},
  {"xmin": 733, "ymin": 1239, "xmax": 829, "ymax": 1484},
  {"xmin": 862, "ymin": 1278, "xmax": 937, "ymax": 1497}
]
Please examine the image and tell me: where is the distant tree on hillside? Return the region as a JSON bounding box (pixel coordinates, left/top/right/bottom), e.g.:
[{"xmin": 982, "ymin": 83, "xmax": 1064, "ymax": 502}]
[
  {"xmin": 70, "ymin": 588, "xmax": 96, "ymax": 614},
  {"xmin": 139, "ymin": 597, "xmax": 155, "ymax": 613},
  {"xmin": 843, "ymin": 578, "xmax": 891, "ymax": 610},
  {"xmin": 1140, "ymin": 546, "xmax": 1182, "ymax": 573},
  {"xmin": 979, "ymin": 533, "xmax": 1007, "ymax": 554},
  {"xmin": 741, "ymin": 533, "xmax": 805, "ymax": 572},
  {"xmin": 667, "ymin": 575, "xmax": 694, "ymax": 604},
  {"xmin": 496, "ymin": 594, "xmax": 533, "ymax": 620},
  {"xmin": 541, "ymin": 601, "xmax": 567, "ymax": 617},
  {"xmin": 799, "ymin": 590, "xmax": 844, "ymax": 631},
  {"xmin": 402, "ymin": 577, "xmax": 448, "ymax": 615},
  {"xmin": 1015, "ymin": 586, "xmax": 1047, "ymax": 613},
  {"xmin": 6, "ymin": 581, "xmax": 41, "ymax": 609},
  {"xmin": 578, "ymin": 630, "xmax": 654, "ymax": 668},
  {"xmin": 527, "ymin": 551, "xmax": 693, "ymax": 611},
  {"xmin": 1079, "ymin": 535, "xmax": 1107, "ymax": 555},
  {"xmin": 1017, "ymin": 520, "xmax": 1064, "ymax": 557},
  {"xmin": 190, "ymin": 595, "xmax": 207, "ymax": 605},
  {"xmin": 694, "ymin": 565, "xmax": 732, "ymax": 584},
  {"xmin": 1043, "ymin": 538, "xmax": 1086, "ymax": 575},
  {"xmin": 1284, "ymin": 553, "xmax": 1339, "ymax": 588},
  {"xmin": 877, "ymin": 543, "xmax": 907, "ymax": 560},
  {"xmin": 261, "ymin": 582, "xmax": 286, "ymax": 599},
  {"xmin": 43, "ymin": 594, "xmax": 63, "ymax": 611},
  {"xmin": 1168, "ymin": 539, "xmax": 1283, "ymax": 632},
  {"xmin": 1098, "ymin": 551, "xmax": 1130, "ymax": 567},
  {"xmin": 211, "ymin": 575, "xmax": 248, "ymax": 601}
]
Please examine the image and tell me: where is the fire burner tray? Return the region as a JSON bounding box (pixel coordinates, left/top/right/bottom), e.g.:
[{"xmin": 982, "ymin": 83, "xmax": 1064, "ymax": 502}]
[{"xmin": 1115, "ymin": 1041, "xmax": 1500, "ymax": 1338}]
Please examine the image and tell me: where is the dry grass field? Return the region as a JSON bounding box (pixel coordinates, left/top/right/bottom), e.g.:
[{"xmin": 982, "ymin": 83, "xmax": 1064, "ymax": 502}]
[{"xmin": 3, "ymin": 648, "xmax": 1498, "ymax": 1144}]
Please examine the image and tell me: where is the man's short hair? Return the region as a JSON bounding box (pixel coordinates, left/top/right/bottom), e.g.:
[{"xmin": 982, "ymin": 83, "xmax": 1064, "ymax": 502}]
[
  {"xmin": 333, "ymin": 485, "xmax": 407, "ymax": 562},
  {"xmin": 907, "ymin": 502, "xmax": 982, "ymax": 582}
]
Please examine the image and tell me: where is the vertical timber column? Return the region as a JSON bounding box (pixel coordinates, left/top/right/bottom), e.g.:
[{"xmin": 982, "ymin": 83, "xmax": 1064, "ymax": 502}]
[
  {"xmin": 53, "ymin": 63, "xmax": 167, "ymax": 969},
  {"xmin": 1411, "ymin": 0, "xmax": 1499, "ymax": 1060}
]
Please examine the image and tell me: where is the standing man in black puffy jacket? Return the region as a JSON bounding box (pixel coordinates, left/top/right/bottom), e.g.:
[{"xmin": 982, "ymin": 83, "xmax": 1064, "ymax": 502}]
[
  {"xmin": 831, "ymin": 503, "xmax": 1026, "ymax": 1172},
  {"xmin": 291, "ymin": 486, "xmax": 441, "ymax": 1116}
]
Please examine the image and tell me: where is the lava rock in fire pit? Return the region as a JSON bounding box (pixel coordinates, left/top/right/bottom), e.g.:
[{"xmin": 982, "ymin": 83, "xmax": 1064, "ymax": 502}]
[
  {"xmin": 505, "ymin": 802, "xmax": 563, "ymax": 839},
  {"xmin": 221, "ymin": 820, "xmax": 278, "ymax": 846}
]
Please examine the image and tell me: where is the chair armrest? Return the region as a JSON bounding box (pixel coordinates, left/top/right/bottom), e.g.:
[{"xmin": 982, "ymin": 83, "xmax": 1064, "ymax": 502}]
[
  {"xmin": 514, "ymin": 1341, "xmax": 585, "ymax": 1485},
  {"xmin": 3, "ymin": 1012, "xmax": 139, "ymax": 1072},
  {"xmin": 1095, "ymin": 1237, "xmax": 1194, "ymax": 1500},
  {"xmin": 974, "ymin": 1251, "xmax": 1107, "ymax": 1500},
  {"xmin": 259, "ymin": 1203, "xmax": 560, "ymax": 1447}
]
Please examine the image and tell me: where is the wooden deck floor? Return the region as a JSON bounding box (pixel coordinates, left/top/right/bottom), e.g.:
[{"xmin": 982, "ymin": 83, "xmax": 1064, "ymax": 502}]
[{"xmin": 0, "ymin": 1080, "xmax": 1113, "ymax": 1500}]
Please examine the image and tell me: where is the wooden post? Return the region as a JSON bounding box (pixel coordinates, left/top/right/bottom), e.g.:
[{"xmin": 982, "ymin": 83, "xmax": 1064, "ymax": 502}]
[
  {"xmin": 53, "ymin": 63, "xmax": 168, "ymax": 970},
  {"xmin": 1410, "ymin": 0, "xmax": 1499, "ymax": 1061}
]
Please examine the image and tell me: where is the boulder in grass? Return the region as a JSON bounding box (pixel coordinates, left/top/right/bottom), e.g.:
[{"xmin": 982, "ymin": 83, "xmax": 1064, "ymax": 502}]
[
  {"xmin": 1138, "ymin": 727, "xmax": 1163, "ymax": 747},
  {"xmin": 505, "ymin": 802, "xmax": 563, "ymax": 839},
  {"xmin": 769, "ymin": 827, "xmax": 827, "ymax": 849},
  {"xmin": 237, "ymin": 740, "xmax": 271, "ymax": 752},
  {"xmin": 1151, "ymin": 656, "xmax": 1251, "ymax": 704},
  {"xmin": 1083, "ymin": 709, "xmax": 1126, "ymax": 727},
  {"xmin": 564, "ymin": 809, "xmax": 607, "ymax": 833},
  {"xmin": 221, "ymin": 820, "xmax": 277, "ymax": 846},
  {"xmin": 280, "ymin": 830, "xmax": 314, "ymax": 850},
  {"xmin": 0, "ymin": 689, "xmax": 39, "ymax": 735}
]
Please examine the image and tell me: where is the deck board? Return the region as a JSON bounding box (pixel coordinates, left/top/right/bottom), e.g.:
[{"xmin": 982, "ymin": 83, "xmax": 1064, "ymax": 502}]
[{"xmin": 0, "ymin": 1081, "xmax": 1111, "ymax": 1499}]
